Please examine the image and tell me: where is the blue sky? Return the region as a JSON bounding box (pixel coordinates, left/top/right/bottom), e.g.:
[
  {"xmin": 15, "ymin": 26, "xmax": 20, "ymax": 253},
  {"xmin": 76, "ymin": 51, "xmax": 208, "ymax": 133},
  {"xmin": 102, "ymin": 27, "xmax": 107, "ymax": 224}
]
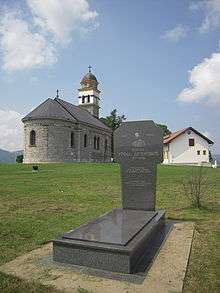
[{"xmin": 0, "ymin": 0, "xmax": 220, "ymax": 153}]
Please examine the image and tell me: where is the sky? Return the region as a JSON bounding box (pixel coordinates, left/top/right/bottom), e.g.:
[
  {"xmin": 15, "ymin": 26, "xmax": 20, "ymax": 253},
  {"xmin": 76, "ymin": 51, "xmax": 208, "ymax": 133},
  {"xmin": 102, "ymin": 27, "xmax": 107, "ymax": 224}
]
[{"xmin": 0, "ymin": 0, "xmax": 220, "ymax": 154}]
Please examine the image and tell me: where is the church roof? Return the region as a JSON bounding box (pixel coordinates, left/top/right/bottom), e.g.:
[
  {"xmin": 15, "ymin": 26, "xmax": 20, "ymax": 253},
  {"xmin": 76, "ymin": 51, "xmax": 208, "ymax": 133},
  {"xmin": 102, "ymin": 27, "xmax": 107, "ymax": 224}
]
[
  {"xmin": 22, "ymin": 98, "xmax": 111, "ymax": 131},
  {"xmin": 22, "ymin": 98, "xmax": 76, "ymax": 122}
]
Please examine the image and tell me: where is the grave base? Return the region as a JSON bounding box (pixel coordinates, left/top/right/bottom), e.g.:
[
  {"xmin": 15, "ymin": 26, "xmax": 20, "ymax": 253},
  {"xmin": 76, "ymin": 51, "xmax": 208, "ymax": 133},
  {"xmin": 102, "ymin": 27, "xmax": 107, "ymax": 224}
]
[{"xmin": 53, "ymin": 209, "xmax": 165, "ymax": 273}]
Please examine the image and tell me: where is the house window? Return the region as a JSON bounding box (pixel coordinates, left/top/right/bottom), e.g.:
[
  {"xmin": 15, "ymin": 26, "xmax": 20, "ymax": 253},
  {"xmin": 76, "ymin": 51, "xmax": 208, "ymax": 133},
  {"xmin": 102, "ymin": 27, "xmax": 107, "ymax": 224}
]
[
  {"xmin": 84, "ymin": 134, "xmax": 87, "ymax": 148},
  {"xmin": 94, "ymin": 136, "xmax": 97, "ymax": 149},
  {"xmin": 70, "ymin": 132, "xmax": 75, "ymax": 148},
  {"xmin": 197, "ymin": 150, "xmax": 200, "ymax": 155},
  {"xmin": 30, "ymin": 130, "xmax": 36, "ymax": 146},
  {"xmin": 87, "ymin": 96, "xmax": 90, "ymax": 103},
  {"xmin": 203, "ymin": 150, "xmax": 206, "ymax": 155},
  {"xmin": 97, "ymin": 137, "xmax": 100, "ymax": 150},
  {"xmin": 82, "ymin": 96, "xmax": 85, "ymax": 103},
  {"xmin": 189, "ymin": 138, "xmax": 195, "ymax": 146}
]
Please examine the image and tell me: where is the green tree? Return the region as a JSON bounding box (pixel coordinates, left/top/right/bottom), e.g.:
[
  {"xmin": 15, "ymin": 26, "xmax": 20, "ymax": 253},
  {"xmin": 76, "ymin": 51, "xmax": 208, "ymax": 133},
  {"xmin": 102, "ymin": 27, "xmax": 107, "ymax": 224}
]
[
  {"xmin": 156, "ymin": 124, "xmax": 171, "ymax": 136},
  {"xmin": 100, "ymin": 109, "xmax": 126, "ymax": 131},
  {"xmin": 100, "ymin": 109, "xmax": 126, "ymax": 159},
  {"xmin": 209, "ymin": 150, "xmax": 214, "ymax": 163}
]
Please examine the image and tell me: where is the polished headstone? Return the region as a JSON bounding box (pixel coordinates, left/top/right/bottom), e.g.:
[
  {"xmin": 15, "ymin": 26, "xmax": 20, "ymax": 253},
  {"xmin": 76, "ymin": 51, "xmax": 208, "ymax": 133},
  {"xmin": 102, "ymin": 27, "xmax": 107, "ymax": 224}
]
[
  {"xmin": 114, "ymin": 121, "xmax": 163, "ymax": 211},
  {"xmin": 62, "ymin": 209, "xmax": 157, "ymax": 245}
]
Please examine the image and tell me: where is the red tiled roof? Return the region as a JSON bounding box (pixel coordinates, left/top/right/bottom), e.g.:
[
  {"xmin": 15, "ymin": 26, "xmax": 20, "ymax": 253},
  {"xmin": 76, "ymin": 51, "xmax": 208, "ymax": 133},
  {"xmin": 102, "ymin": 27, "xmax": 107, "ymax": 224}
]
[{"xmin": 163, "ymin": 127, "xmax": 214, "ymax": 145}]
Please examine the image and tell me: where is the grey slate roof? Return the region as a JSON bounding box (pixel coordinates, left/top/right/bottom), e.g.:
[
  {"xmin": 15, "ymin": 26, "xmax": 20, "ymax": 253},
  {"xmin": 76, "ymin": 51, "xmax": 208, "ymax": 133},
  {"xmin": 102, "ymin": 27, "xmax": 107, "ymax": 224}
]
[{"xmin": 22, "ymin": 97, "xmax": 111, "ymax": 131}]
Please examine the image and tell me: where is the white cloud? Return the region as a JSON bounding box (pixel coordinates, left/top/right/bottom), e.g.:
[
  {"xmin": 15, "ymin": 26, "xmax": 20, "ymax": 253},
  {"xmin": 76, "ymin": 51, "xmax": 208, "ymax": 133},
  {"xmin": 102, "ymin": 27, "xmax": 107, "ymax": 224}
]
[
  {"xmin": 0, "ymin": 110, "xmax": 23, "ymax": 151},
  {"xmin": 27, "ymin": 0, "xmax": 98, "ymax": 43},
  {"xmin": 190, "ymin": 0, "xmax": 220, "ymax": 32},
  {"xmin": 162, "ymin": 25, "xmax": 188, "ymax": 42},
  {"xmin": 0, "ymin": 0, "xmax": 98, "ymax": 71},
  {"xmin": 0, "ymin": 10, "xmax": 57, "ymax": 71},
  {"xmin": 177, "ymin": 52, "xmax": 220, "ymax": 104}
]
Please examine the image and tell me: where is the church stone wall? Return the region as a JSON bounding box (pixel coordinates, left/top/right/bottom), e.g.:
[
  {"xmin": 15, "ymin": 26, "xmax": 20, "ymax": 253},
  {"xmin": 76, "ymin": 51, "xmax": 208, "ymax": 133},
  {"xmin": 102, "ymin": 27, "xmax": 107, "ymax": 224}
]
[{"xmin": 23, "ymin": 119, "xmax": 112, "ymax": 164}]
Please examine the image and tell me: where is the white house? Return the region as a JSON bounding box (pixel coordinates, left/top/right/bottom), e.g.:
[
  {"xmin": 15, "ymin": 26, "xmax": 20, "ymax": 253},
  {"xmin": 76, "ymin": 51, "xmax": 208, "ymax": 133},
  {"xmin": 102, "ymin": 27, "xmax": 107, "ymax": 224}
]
[{"xmin": 163, "ymin": 127, "xmax": 214, "ymax": 165}]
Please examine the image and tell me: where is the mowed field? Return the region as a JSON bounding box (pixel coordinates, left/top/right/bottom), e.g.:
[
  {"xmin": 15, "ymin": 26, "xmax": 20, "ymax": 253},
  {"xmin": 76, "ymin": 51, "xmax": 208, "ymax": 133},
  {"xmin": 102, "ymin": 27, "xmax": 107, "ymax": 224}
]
[{"xmin": 0, "ymin": 163, "xmax": 219, "ymax": 293}]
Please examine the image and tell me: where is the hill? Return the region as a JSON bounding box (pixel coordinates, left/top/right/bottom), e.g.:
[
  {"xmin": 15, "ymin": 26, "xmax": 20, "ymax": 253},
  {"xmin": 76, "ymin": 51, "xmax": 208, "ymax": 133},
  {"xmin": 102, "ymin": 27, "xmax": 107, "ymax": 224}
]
[
  {"xmin": 214, "ymin": 154, "xmax": 220, "ymax": 163},
  {"xmin": 0, "ymin": 149, "xmax": 23, "ymax": 163}
]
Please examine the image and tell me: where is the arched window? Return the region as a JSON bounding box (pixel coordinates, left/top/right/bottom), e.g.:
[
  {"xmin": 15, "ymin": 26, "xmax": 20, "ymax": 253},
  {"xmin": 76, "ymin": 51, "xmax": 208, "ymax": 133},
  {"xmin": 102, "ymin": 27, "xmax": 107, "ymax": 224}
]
[
  {"xmin": 94, "ymin": 136, "xmax": 97, "ymax": 149},
  {"xmin": 71, "ymin": 132, "xmax": 75, "ymax": 148},
  {"xmin": 84, "ymin": 134, "xmax": 87, "ymax": 148},
  {"xmin": 105, "ymin": 139, "xmax": 108, "ymax": 152},
  {"xmin": 97, "ymin": 137, "xmax": 100, "ymax": 150},
  {"xmin": 30, "ymin": 130, "xmax": 36, "ymax": 146}
]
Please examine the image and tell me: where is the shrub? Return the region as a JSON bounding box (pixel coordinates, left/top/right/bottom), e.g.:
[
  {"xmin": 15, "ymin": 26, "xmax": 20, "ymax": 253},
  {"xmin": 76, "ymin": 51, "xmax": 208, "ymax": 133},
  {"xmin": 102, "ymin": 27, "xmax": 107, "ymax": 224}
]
[
  {"xmin": 32, "ymin": 165, "xmax": 39, "ymax": 171},
  {"xmin": 16, "ymin": 155, "xmax": 23, "ymax": 163},
  {"xmin": 181, "ymin": 166, "xmax": 212, "ymax": 209}
]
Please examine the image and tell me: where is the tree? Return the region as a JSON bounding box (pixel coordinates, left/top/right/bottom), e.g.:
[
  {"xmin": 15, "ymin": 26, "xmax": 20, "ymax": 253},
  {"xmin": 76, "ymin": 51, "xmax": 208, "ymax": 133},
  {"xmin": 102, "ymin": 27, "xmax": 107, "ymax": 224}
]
[
  {"xmin": 100, "ymin": 109, "xmax": 126, "ymax": 159},
  {"xmin": 16, "ymin": 155, "xmax": 23, "ymax": 163},
  {"xmin": 209, "ymin": 150, "xmax": 214, "ymax": 164},
  {"xmin": 156, "ymin": 124, "xmax": 171, "ymax": 136},
  {"xmin": 100, "ymin": 109, "xmax": 126, "ymax": 131}
]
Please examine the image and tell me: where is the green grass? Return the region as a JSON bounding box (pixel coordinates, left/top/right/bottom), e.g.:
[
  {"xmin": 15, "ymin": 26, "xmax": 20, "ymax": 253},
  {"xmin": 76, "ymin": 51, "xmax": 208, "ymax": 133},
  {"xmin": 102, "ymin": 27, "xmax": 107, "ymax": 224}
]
[{"xmin": 0, "ymin": 163, "xmax": 219, "ymax": 293}]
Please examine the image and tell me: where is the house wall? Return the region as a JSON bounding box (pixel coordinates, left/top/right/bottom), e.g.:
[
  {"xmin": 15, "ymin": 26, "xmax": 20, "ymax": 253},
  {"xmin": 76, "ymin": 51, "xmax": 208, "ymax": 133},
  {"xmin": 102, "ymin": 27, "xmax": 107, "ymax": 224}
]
[
  {"xmin": 23, "ymin": 119, "xmax": 111, "ymax": 163},
  {"xmin": 163, "ymin": 130, "xmax": 211, "ymax": 164}
]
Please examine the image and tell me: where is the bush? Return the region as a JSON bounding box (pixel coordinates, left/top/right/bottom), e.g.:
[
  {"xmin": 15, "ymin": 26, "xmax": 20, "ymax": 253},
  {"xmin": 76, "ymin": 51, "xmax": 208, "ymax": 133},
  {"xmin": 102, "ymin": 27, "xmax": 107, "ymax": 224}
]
[
  {"xmin": 16, "ymin": 155, "xmax": 23, "ymax": 163},
  {"xmin": 181, "ymin": 166, "xmax": 212, "ymax": 209},
  {"xmin": 32, "ymin": 165, "xmax": 39, "ymax": 171}
]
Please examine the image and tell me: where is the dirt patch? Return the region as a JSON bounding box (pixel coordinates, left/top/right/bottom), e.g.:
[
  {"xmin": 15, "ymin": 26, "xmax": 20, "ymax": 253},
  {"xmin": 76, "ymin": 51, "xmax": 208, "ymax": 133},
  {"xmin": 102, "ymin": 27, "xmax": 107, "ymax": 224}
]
[{"xmin": 0, "ymin": 222, "xmax": 194, "ymax": 293}]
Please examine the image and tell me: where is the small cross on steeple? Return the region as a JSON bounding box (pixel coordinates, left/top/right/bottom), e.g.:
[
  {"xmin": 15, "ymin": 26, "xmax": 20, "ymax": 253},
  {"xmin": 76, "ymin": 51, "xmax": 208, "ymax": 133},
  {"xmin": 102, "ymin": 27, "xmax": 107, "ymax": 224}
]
[
  {"xmin": 56, "ymin": 89, "xmax": 59, "ymax": 98},
  {"xmin": 88, "ymin": 65, "xmax": 92, "ymax": 73}
]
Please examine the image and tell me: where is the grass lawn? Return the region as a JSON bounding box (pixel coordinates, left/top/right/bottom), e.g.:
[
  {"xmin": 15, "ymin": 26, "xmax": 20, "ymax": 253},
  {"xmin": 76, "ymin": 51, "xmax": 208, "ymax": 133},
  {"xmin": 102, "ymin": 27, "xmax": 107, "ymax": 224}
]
[{"xmin": 0, "ymin": 163, "xmax": 219, "ymax": 293}]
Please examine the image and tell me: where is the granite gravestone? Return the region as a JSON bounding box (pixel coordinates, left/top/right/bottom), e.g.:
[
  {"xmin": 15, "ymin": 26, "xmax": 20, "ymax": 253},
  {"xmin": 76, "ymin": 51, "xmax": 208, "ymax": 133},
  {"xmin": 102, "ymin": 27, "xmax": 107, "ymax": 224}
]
[
  {"xmin": 114, "ymin": 121, "xmax": 163, "ymax": 211},
  {"xmin": 53, "ymin": 120, "xmax": 165, "ymax": 273}
]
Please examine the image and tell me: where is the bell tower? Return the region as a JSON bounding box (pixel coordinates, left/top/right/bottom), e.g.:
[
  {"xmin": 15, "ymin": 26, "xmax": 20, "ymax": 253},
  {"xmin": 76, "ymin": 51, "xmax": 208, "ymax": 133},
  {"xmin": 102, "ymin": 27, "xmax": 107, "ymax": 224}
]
[{"xmin": 78, "ymin": 66, "xmax": 100, "ymax": 118}]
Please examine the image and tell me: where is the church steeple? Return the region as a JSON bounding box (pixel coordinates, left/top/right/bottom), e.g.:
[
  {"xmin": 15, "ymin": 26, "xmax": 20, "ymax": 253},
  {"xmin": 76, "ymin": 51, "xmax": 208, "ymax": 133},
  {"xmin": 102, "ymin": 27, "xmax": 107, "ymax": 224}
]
[{"xmin": 78, "ymin": 66, "xmax": 100, "ymax": 118}]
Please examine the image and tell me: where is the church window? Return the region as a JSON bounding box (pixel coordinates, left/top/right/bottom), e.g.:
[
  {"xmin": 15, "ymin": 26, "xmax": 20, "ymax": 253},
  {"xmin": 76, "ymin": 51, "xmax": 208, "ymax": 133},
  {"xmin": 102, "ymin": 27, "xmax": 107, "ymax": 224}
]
[
  {"xmin": 87, "ymin": 96, "xmax": 90, "ymax": 103},
  {"xmin": 30, "ymin": 130, "xmax": 36, "ymax": 146},
  {"xmin": 97, "ymin": 137, "xmax": 100, "ymax": 150},
  {"xmin": 71, "ymin": 132, "xmax": 75, "ymax": 148},
  {"xmin": 84, "ymin": 134, "xmax": 87, "ymax": 147},
  {"xmin": 82, "ymin": 96, "xmax": 85, "ymax": 103},
  {"xmin": 94, "ymin": 136, "xmax": 97, "ymax": 149},
  {"xmin": 197, "ymin": 150, "xmax": 200, "ymax": 155},
  {"xmin": 203, "ymin": 150, "xmax": 206, "ymax": 155},
  {"xmin": 105, "ymin": 139, "xmax": 108, "ymax": 152}
]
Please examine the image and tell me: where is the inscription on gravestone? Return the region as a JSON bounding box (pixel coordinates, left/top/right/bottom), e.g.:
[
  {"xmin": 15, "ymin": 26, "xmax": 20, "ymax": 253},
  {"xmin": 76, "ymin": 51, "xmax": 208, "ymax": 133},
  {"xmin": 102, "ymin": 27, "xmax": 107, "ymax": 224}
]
[{"xmin": 114, "ymin": 121, "xmax": 163, "ymax": 211}]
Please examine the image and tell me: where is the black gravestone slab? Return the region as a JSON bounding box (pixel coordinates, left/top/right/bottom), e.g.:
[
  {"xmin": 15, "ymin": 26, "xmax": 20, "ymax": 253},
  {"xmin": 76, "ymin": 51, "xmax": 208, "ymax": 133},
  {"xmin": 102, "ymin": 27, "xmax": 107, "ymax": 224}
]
[
  {"xmin": 114, "ymin": 121, "xmax": 163, "ymax": 211},
  {"xmin": 53, "ymin": 120, "xmax": 166, "ymax": 274},
  {"xmin": 62, "ymin": 209, "xmax": 157, "ymax": 245}
]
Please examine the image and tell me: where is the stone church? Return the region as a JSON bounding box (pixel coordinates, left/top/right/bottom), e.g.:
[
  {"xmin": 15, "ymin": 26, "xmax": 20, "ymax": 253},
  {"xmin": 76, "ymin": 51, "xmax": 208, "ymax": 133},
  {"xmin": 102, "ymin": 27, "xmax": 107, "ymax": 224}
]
[{"xmin": 22, "ymin": 69, "xmax": 112, "ymax": 163}]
